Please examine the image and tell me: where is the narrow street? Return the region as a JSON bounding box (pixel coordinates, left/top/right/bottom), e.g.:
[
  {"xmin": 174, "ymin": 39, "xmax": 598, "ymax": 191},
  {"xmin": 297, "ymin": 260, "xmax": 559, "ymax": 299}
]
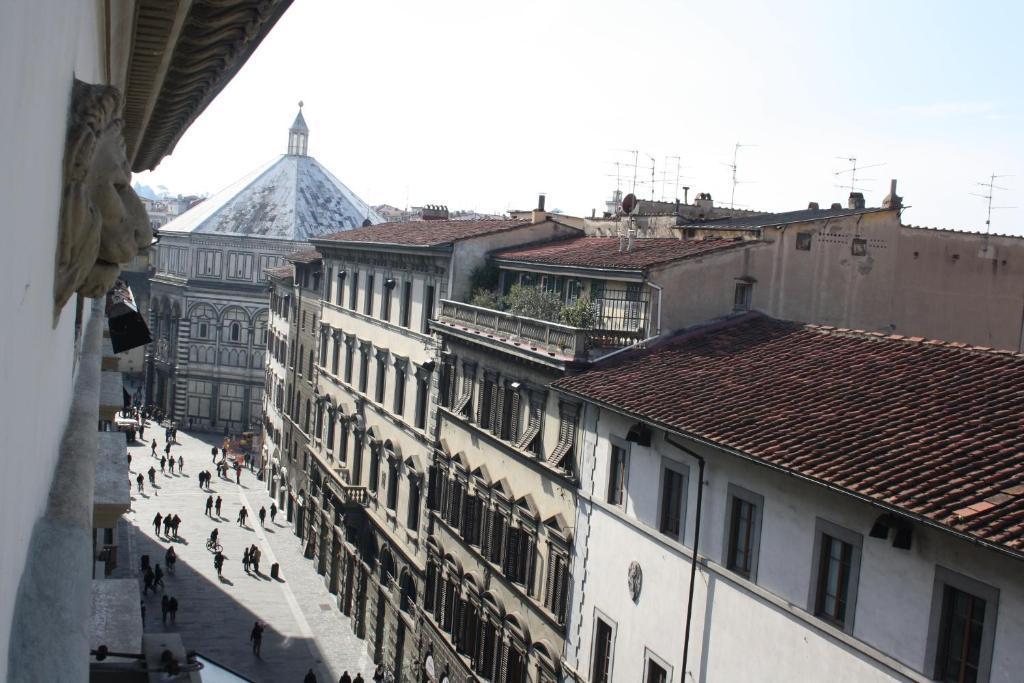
[{"xmin": 121, "ymin": 427, "xmax": 373, "ymax": 682}]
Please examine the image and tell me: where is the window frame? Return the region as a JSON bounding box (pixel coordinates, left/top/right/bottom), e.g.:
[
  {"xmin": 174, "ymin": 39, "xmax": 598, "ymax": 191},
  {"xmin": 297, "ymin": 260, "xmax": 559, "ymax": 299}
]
[
  {"xmin": 722, "ymin": 483, "xmax": 764, "ymax": 582},
  {"xmin": 606, "ymin": 437, "xmax": 631, "ymax": 509},
  {"xmin": 925, "ymin": 566, "xmax": 1000, "ymax": 683},
  {"xmin": 806, "ymin": 518, "xmax": 863, "ymax": 633},
  {"xmin": 589, "ymin": 610, "xmax": 617, "ymax": 683},
  {"xmin": 658, "ymin": 458, "xmax": 689, "ymax": 543},
  {"xmin": 643, "ymin": 648, "xmax": 673, "ymax": 683}
]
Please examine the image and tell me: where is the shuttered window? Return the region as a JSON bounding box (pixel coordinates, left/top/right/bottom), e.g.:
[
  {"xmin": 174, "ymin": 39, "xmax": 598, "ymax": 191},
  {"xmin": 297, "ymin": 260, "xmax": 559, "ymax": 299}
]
[
  {"xmin": 548, "ymin": 403, "xmax": 579, "ymax": 469},
  {"xmin": 545, "ymin": 547, "xmax": 570, "ymax": 624},
  {"xmin": 516, "ymin": 395, "xmax": 544, "ymax": 455}
]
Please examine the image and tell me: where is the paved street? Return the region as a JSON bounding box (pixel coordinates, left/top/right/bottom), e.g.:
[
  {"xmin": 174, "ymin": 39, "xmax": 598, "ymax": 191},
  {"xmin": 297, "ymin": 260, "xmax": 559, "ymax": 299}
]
[{"xmin": 121, "ymin": 426, "xmax": 373, "ymax": 683}]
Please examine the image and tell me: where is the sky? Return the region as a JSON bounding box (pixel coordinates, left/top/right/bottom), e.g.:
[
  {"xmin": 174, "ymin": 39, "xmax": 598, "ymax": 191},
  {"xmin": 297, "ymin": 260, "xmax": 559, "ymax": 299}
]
[{"xmin": 135, "ymin": 0, "xmax": 1024, "ymax": 234}]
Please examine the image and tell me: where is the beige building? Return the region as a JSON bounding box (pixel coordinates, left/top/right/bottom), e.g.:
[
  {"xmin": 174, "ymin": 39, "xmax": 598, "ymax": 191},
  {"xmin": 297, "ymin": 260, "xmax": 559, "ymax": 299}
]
[{"xmin": 586, "ymin": 186, "xmax": 1024, "ymax": 351}]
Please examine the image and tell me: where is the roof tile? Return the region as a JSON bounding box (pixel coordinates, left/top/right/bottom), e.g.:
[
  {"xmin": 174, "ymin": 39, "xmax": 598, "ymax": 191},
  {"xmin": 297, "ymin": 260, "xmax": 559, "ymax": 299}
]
[
  {"xmin": 317, "ymin": 219, "xmax": 532, "ymax": 248},
  {"xmin": 492, "ymin": 236, "xmax": 748, "ymax": 270}
]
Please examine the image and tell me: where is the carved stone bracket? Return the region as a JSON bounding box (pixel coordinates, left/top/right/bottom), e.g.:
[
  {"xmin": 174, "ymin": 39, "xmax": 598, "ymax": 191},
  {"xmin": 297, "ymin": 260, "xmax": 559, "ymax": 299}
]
[{"xmin": 55, "ymin": 80, "xmax": 153, "ymax": 321}]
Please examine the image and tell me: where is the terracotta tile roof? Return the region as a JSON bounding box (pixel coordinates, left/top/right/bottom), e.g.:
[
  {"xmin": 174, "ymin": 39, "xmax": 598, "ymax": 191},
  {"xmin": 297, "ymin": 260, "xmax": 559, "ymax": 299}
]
[
  {"xmin": 286, "ymin": 248, "xmax": 320, "ymax": 264},
  {"xmin": 492, "ymin": 237, "xmax": 749, "ymax": 270},
  {"xmin": 554, "ymin": 314, "xmax": 1024, "ymax": 556},
  {"xmin": 316, "ymin": 219, "xmax": 531, "ymax": 247},
  {"xmin": 265, "ymin": 265, "xmax": 293, "ymax": 280}
]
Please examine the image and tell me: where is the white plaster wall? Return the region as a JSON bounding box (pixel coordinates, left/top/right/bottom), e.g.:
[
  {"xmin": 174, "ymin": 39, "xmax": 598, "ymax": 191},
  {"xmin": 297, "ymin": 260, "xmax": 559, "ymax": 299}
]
[
  {"xmin": 568, "ymin": 408, "xmax": 1024, "ymax": 682},
  {"xmin": 0, "ymin": 3, "xmax": 107, "ymax": 678}
]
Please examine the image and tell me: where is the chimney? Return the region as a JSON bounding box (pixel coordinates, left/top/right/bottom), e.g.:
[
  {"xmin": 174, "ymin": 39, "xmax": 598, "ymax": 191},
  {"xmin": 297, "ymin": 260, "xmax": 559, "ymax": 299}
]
[
  {"xmin": 882, "ymin": 179, "xmax": 903, "ymax": 209},
  {"xmin": 532, "ymin": 193, "xmax": 547, "ymax": 224},
  {"xmin": 626, "ymin": 226, "xmax": 636, "ymax": 253},
  {"xmin": 848, "ymin": 192, "xmax": 865, "ymax": 210},
  {"xmin": 830, "ymin": 202, "xmax": 842, "ymax": 210},
  {"xmin": 682, "ymin": 186, "xmax": 690, "ymax": 204},
  {"xmin": 808, "ymin": 202, "xmax": 819, "ymax": 210},
  {"xmin": 420, "ymin": 204, "xmax": 449, "ymax": 220},
  {"xmin": 694, "ymin": 192, "xmax": 713, "ymax": 217},
  {"xmin": 674, "ymin": 198, "xmax": 681, "ymax": 215},
  {"xmin": 591, "ymin": 208, "xmax": 596, "ymax": 218}
]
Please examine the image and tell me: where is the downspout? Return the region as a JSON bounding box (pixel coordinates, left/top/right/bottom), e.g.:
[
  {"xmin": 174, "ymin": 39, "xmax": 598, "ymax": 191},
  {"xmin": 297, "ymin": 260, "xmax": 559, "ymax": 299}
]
[{"xmin": 665, "ymin": 433, "xmax": 705, "ymax": 682}]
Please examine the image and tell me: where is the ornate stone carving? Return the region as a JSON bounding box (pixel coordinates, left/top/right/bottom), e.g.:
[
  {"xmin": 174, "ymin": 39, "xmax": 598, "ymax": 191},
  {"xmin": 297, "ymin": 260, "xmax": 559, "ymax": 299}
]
[
  {"xmin": 55, "ymin": 79, "xmax": 154, "ymax": 318},
  {"xmin": 627, "ymin": 560, "xmax": 643, "ymax": 602}
]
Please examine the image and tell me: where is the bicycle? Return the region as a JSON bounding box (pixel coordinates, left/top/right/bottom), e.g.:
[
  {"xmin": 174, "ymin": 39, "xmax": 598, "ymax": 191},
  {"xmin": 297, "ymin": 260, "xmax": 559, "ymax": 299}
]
[{"xmin": 206, "ymin": 538, "xmax": 222, "ymax": 553}]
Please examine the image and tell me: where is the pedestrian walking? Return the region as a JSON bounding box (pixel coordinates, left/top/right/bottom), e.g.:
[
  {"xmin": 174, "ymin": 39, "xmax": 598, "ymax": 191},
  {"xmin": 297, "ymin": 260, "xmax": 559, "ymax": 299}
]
[
  {"xmin": 171, "ymin": 426, "xmax": 177, "ymax": 443},
  {"xmin": 168, "ymin": 596, "xmax": 178, "ymax": 624},
  {"xmin": 151, "ymin": 439, "xmax": 158, "ymax": 456},
  {"xmin": 127, "ymin": 452, "xmax": 132, "ymax": 472},
  {"xmin": 161, "ymin": 595, "xmax": 170, "ymax": 625},
  {"xmin": 165, "ymin": 546, "xmax": 177, "ymax": 573},
  {"xmin": 148, "ymin": 466, "xmax": 156, "ymax": 487},
  {"xmin": 153, "ymin": 513, "xmax": 163, "ymax": 536},
  {"xmin": 205, "ymin": 495, "xmax": 213, "ymax": 516},
  {"xmin": 211, "ymin": 446, "xmax": 218, "ymax": 463},
  {"xmin": 339, "ymin": 672, "xmax": 352, "ymax": 683},
  {"xmin": 178, "ymin": 455, "xmax": 184, "ymax": 473},
  {"xmin": 373, "ymin": 664, "xmax": 384, "ymax": 683},
  {"xmin": 250, "ymin": 545, "xmax": 261, "ymax": 574},
  {"xmin": 172, "ymin": 514, "xmax": 181, "ymax": 539},
  {"xmin": 153, "ymin": 563, "xmax": 164, "ymax": 591},
  {"xmin": 214, "ymin": 551, "xmax": 224, "ymax": 577},
  {"xmin": 242, "ymin": 547, "xmax": 250, "ymax": 573},
  {"xmin": 143, "ymin": 566, "xmax": 155, "ymax": 595},
  {"xmin": 159, "ymin": 456, "xmax": 166, "ymax": 473},
  {"xmin": 136, "ymin": 473, "xmax": 144, "ymax": 493},
  {"xmin": 237, "ymin": 507, "xmax": 247, "ymax": 527},
  {"xmin": 270, "ymin": 503, "xmax": 277, "ymax": 524},
  {"xmin": 164, "ymin": 442, "xmax": 172, "ymax": 457},
  {"xmin": 258, "ymin": 507, "xmax": 266, "ymax": 527},
  {"xmin": 250, "ymin": 621, "xmax": 264, "ymax": 656},
  {"xmin": 168, "ymin": 457, "xmax": 174, "ymax": 474},
  {"xmin": 353, "ymin": 674, "xmax": 364, "ymax": 683},
  {"xmin": 162, "ymin": 514, "xmax": 172, "ymax": 537},
  {"xmin": 215, "ymin": 496, "xmax": 223, "ymax": 517},
  {"xmin": 221, "ymin": 447, "xmax": 228, "ymax": 460},
  {"xmin": 304, "ymin": 668, "xmax": 318, "ymax": 683},
  {"xmin": 234, "ymin": 464, "xmax": 240, "ymax": 485},
  {"xmin": 383, "ymin": 670, "xmax": 395, "ymax": 683}
]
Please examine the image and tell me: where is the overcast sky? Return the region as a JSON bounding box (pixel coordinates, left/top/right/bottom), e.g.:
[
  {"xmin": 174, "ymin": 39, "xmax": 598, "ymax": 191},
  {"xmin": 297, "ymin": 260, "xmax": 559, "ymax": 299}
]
[{"xmin": 135, "ymin": 0, "xmax": 1023, "ymax": 234}]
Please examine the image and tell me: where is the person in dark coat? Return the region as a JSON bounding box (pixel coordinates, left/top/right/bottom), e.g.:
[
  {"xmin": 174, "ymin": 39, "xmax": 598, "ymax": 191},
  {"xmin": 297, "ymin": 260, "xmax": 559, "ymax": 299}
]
[
  {"xmin": 143, "ymin": 566, "xmax": 155, "ymax": 595},
  {"xmin": 153, "ymin": 563, "xmax": 164, "ymax": 591},
  {"xmin": 270, "ymin": 503, "xmax": 277, "ymax": 523},
  {"xmin": 161, "ymin": 595, "xmax": 170, "ymax": 624},
  {"xmin": 339, "ymin": 672, "xmax": 352, "ymax": 683},
  {"xmin": 168, "ymin": 596, "xmax": 178, "ymax": 624},
  {"xmin": 304, "ymin": 669, "xmax": 318, "ymax": 683},
  {"xmin": 211, "ymin": 445, "xmax": 218, "ymax": 463},
  {"xmin": 242, "ymin": 547, "xmax": 250, "ymax": 573},
  {"xmin": 258, "ymin": 507, "xmax": 266, "ymax": 527},
  {"xmin": 250, "ymin": 621, "xmax": 264, "ymax": 656},
  {"xmin": 214, "ymin": 551, "xmax": 225, "ymax": 577},
  {"xmin": 171, "ymin": 514, "xmax": 181, "ymax": 539},
  {"xmin": 148, "ymin": 466, "xmax": 156, "ymax": 487},
  {"xmin": 353, "ymin": 674, "xmax": 364, "ymax": 683},
  {"xmin": 215, "ymin": 496, "xmax": 223, "ymax": 517},
  {"xmin": 372, "ymin": 664, "xmax": 384, "ymax": 683},
  {"xmin": 237, "ymin": 507, "xmax": 247, "ymax": 527},
  {"xmin": 153, "ymin": 512, "xmax": 163, "ymax": 535},
  {"xmin": 152, "ymin": 439, "xmax": 158, "ymax": 456},
  {"xmin": 136, "ymin": 472, "xmax": 144, "ymax": 493}
]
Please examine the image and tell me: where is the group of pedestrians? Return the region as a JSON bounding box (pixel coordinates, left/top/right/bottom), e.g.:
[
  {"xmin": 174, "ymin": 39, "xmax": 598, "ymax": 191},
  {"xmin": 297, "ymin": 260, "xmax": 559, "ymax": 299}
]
[
  {"xmin": 204, "ymin": 495, "xmax": 223, "ymax": 517},
  {"xmin": 198, "ymin": 470, "xmax": 217, "ymax": 489},
  {"xmin": 158, "ymin": 453, "xmax": 185, "ymax": 474},
  {"xmin": 152, "ymin": 512, "xmax": 182, "ymax": 540},
  {"xmin": 160, "ymin": 594, "xmax": 180, "ymax": 625},
  {"xmin": 242, "ymin": 543, "xmax": 262, "ymax": 573}
]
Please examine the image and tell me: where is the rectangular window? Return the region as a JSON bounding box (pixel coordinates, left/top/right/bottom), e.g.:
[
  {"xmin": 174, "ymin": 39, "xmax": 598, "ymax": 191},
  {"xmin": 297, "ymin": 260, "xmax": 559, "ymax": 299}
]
[
  {"xmin": 851, "ymin": 237, "xmax": 867, "ymax": 256},
  {"xmin": 733, "ymin": 281, "xmax": 752, "ymax": 311},
  {"xmin": 375, "ymin": 352, "xmax": 387, "ymax": 403},
  {"xmin": 659, "ymin": 463, "xmax": 687, "ymax": 541},
  {"xmin": 400, "ymin": 281, "xmax": 412, "ymax": 327},
  {"xmin": 226, "ymin": 252, "xmax": 254, "ymax": 280},
  {"xmin": 544, "ymin": 548, "xmax": 570, "ymax": 624},
  {"xmin": 407, "ymin": 477, "xmax": 421, "ymax": 532},
  {"xmin": 591, "ymin": 617, "xmax": 615, "ymax": 683},
  {"xmin": 927, "ymin": 567, "xmax": 1000, "ymax": 683},
  {"xmin": 335, "ymin": 270, "xmax": 345, "ymax": 305},
  {"xmin": 344, "ymin": 338, "xmax": 354, "ymax": 384},
  {"xmin": 331, "ymin": 334, "xmax": 340, "ymax": 375},
  {"xmin": 796, "ymin": 232, "xmax": 812, "ymax": 251},
  {"xmin": 549, "ymin": 403, "xmax": 578, "ymax": 470},
  {"xmin": 644, "ymin": 652, "xmax": 670, "ymax": 683},
  {"xmin": 393, "ymin": 362, "xmax": 406, "ymax": 416},
  {"xmin": 359, "ymin": 344, "xmax": 369, "ymax": 393},
  {"xmin": 364, "ymin": 272, "xmax": 375, "ymax": 315},
  {"xmin": 724, "ymin": 484, "xmax": 763, "ymax": 581},
  {"xmin": 815, "ymin": 534, "xmax": 854, "ymax": 626},
  {"xmin": 349, "ymin": 271, "xmax": 359, "ymax": 309},
  {"xmin": 414, "ymin": 372, "xmax": 429, "ymax": 429},
  {"xmin": 423, "ymin": 284, "xmax": 435, "ymax": 333},
  {"xmin": 607, "ymin": 442, "xmax": 628, "ymax": 506},
  {"xmin": 381, "ymin": 280, "xmax": 394, "ymax": 321}
]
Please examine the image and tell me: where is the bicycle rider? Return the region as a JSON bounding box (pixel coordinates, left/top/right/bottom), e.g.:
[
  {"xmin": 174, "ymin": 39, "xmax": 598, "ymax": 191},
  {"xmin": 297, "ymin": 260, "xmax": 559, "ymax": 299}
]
[{"xmin": 208, "ymin": 527, "xmax": 219, "ymax": 549}]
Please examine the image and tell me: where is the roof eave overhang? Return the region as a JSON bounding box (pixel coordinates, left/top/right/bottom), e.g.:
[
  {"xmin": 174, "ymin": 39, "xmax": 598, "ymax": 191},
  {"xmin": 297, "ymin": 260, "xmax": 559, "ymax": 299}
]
[
  {"xmin": 552, "ymin": 384, "xmax": 1024, "ymax": 565},
  {"xmin": 125, "ymin": 0, "xmax": 294, "ymax": 172},
  {"xmin": 310, "ymin": 240, "xmax": 454, "ymax": 256},
  {"xmin": 490, "ymin": 258, "xmax": 646, "ymax": 281}
]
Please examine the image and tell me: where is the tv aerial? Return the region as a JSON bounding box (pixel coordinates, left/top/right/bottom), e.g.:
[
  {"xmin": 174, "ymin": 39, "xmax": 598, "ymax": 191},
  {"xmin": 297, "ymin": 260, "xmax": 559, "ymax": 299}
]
[
  {"xmin": 970, "ymin": 173, "xmax": 1015, "ymax": 234},
  {"xmin": 834, "ymin": 156, "xmax": 886, "ymax": 193}
]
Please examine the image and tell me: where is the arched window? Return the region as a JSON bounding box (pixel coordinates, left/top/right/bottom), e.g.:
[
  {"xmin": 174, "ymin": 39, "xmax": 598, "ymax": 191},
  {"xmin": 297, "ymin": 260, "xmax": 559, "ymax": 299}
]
[
  {"xmin": 231, "ymin": 323, "xmax": 240, "ymax": 342},
  {"xmin": 189, "ymin": 303, "xmax": 217, "ymax": 340},
  {"xmin": 254, "ymin": 312, "xmax": 268, "ymax": 347},
  {"xmin": 400, "ymin": 570, "xmax": 417, "ymax": 613},
  {"xmin": 220, "ymin": 307, "xmax": 249, "ymax": 344}
]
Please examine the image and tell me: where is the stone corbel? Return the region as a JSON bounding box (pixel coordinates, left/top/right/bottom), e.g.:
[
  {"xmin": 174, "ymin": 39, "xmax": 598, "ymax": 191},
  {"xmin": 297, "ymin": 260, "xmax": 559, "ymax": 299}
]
[{"xmin": 55, "ymin": 80, "xmax": 154, "ymax": 323}]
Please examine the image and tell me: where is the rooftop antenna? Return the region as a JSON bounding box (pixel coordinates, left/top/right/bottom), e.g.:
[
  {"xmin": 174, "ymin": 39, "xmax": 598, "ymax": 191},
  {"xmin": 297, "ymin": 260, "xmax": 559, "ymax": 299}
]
[
  {"xmin": 970, "ymin": 173, "xmax": 1015, "ymax": 234},
  {"xmin": 834, "ymin": 156, "xmax": 886, "ymax": 193},
  {"xmin": 724, "ymin": 142, "xmax": 755, "ymax": 209},
  {"xmin": 646, "ymin": 154, "xmax": 657, "ymax": 201}
]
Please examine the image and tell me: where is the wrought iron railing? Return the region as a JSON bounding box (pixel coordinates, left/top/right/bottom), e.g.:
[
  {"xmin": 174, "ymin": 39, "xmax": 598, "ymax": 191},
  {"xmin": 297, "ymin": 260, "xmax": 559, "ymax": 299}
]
[{"xmin": 437, "ymin": 300, "xmax": 643, "ymax": 357}]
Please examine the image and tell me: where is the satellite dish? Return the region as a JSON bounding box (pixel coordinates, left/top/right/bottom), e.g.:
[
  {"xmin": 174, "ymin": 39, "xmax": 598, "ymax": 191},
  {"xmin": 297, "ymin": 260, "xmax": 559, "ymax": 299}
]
[{"xmin": 621, "ymin": 193, "xmax": 638, "ymax": 215}]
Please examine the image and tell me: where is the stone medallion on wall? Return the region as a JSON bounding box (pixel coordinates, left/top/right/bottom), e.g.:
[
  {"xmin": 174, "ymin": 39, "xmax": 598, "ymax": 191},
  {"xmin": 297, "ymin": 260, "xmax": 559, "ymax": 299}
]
[{"xmin": 627, "ymin": 560, "xmax": 643, "ymax": 603}]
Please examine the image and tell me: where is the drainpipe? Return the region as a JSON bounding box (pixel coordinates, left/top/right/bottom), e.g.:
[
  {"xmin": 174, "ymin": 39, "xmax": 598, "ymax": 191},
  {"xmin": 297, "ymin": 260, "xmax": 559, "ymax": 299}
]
[{"xmin": 665, "ymin": 433, "xmax": 705, "ymax": 682}]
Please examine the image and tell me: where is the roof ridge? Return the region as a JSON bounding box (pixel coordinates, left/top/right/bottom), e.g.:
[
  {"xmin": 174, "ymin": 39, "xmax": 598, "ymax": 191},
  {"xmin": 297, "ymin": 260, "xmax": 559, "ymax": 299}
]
[{"xmin": 804, "ymin": 323, "xmax": 1024, "ymax": 358}]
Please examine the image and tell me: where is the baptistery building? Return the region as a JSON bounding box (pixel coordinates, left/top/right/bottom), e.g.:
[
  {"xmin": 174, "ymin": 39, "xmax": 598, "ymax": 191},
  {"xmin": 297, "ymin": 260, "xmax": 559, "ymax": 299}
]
[{"xmin": 147, "ymin": 107, "xmax": 381, "ymax": 433}]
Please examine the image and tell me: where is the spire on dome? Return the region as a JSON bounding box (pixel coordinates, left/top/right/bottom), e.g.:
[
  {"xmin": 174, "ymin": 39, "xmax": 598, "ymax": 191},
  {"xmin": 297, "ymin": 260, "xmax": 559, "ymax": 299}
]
[{"xmin": 287, "ymin": 101, "xmax": 309, "ymax": 155}]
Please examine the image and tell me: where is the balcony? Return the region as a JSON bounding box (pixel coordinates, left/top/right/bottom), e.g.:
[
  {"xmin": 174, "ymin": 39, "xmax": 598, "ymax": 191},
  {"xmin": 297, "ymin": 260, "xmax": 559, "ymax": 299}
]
[
  {"xmin": 435, "ymin": 299, "xmax": 644, "ymax": 362},
  {"xmin": 329, "ymin": 480, "xmax": 369, "ymax": 508}
]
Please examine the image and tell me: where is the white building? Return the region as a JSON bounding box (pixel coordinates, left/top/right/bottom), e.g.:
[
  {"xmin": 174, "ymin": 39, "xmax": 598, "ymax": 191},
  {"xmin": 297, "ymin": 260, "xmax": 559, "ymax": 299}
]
[
  {"xmin": 148, "ymin": 107, "xmax": 381, "ymax": 432},
  {"xmin": 0, "ymin": 1, "xmax": 290, "ymax": 679},
  {"xmin": 555, "ymin": 315, "xmax": 1024, "ymax": 683}
]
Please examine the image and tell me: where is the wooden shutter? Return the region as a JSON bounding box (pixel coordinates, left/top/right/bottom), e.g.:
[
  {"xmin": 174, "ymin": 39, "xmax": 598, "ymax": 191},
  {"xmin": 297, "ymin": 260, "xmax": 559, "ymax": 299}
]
[
  {"xmin": 494, "ymin": 384, "xmax": 506, "ymax": 436},
  {"xmin": 508, "ymin": 390, "xmax": 520, "ymax": 443},
  {"xmin": 490, "ymin": 512, "xmax": 506, "ymax": 564}
]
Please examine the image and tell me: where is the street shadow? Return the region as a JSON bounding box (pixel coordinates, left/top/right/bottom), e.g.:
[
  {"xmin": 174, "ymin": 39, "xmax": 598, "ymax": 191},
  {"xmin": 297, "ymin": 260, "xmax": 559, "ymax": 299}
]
[{"xmin": 218, "ymin": 576, "xmax": 234, "ymax": 586}]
